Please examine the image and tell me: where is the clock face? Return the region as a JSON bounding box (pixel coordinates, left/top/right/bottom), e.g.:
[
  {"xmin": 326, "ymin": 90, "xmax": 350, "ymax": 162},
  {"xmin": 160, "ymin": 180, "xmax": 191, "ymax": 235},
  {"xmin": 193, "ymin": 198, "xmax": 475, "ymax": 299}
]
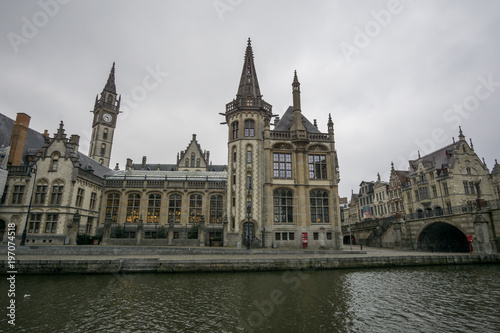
[{"xmin": 102, "ymin": 113, "xmax": 112, "ymax": 123}]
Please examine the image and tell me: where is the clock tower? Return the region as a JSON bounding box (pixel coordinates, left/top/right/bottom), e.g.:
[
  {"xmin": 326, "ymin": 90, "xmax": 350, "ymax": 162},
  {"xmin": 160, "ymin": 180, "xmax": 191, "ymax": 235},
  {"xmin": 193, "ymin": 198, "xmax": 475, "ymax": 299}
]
[{"xmin": 89, "ymin": 62, "xmax": 121, "ymax": 167}]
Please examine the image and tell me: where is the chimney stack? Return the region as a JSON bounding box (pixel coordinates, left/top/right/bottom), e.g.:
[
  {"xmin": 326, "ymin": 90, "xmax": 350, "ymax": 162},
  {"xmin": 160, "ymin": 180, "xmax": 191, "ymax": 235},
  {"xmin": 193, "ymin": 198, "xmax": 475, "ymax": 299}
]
[
  {"xmin": 8, "ymin": 113, "xmax": 31, "ymax": 166},
  {"xmin": 69, "ymin": 134, "xmax": 80, "ymax": 153}
]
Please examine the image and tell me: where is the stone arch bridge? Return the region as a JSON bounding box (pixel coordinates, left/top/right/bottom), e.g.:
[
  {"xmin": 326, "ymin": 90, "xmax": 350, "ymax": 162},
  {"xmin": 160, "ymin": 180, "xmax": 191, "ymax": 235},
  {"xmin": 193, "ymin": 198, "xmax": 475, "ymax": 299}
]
[{"xmin": 342, "ymin": 200, "xmax": 500, "ymax": 254}]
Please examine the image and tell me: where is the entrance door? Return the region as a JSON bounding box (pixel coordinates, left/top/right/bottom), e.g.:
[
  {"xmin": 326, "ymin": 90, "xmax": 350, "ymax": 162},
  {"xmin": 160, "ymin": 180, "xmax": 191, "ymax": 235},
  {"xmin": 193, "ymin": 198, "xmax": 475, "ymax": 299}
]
[{"xmin": 242, "ymin": 222, "xmax": 254, "ymax": 245}]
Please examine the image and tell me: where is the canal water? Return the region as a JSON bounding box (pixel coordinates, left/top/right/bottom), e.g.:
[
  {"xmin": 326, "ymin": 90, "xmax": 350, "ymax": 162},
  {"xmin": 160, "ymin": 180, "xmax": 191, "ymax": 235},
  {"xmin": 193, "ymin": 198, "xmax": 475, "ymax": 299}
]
[{"xmin": 1, "ymin": 265, "xmax": 499, "ymax": 332}]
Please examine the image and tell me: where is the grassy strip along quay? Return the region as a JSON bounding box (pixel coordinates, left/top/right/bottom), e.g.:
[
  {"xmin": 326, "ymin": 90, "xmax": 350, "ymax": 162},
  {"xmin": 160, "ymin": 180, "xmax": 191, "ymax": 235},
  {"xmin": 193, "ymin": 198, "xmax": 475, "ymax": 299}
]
[{"xmin": 1, "ymin": 246, "xmax": 499, "ymax": 274}]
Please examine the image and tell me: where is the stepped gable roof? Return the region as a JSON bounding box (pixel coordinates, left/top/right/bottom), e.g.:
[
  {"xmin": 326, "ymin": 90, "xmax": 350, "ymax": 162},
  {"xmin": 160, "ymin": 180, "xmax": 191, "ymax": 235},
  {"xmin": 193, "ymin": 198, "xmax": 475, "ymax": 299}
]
[
  {"xmin": 274, "ymin": 106, "xmax": 321, "ymax": 133},
  {"xmin": 0, "ymin": 113, "xmax": 47, "ymax": 165}
]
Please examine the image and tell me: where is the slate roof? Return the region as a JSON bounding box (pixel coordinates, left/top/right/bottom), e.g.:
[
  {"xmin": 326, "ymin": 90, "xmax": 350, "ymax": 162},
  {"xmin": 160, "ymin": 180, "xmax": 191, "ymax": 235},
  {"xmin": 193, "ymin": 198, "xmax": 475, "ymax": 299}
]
[
  {"xmin": 408, "ymin": 142, "xmax": 456, "ymax": 176},
  {"xmin": 0, "ymin": 113, "xmax": 46, "ymax": 165},
  {"xmin": 273, "ymin": 106, "xmax": 321, "ymax": 134},
  {"xmin": 77, "ymin": 152, "xmax": 112, "ymax": 178}
]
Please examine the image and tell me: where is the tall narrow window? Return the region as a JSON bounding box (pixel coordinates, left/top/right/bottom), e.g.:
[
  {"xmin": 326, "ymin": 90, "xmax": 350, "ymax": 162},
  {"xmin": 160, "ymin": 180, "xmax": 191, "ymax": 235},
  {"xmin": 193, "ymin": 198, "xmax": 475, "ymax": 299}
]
[
  {"xmin": 232, "ymin": 121, "xmax": 239, "ymax": 139},
  {"xmin": 308, "ymin": 155, "xmax": 327, "ymax": 179},
  {"xmin": 106, "ymin": 193, "xmax": 120, "ymax": 222},
  {"xmin": 310, "ymin": 190, "xmax": 329, "ymax": 223},
  {"xmin": 75, "ymin": 188, "xmax": 84, "ymax": 207},
  {"xmin": 11, "ymin": 185, "xmax": 25, "ymax": 205},
  {"xmin": 244, "ymin": 120, "xmax": 255, "ymax": 137},
  {"xmin": 89, "ymin": 192, "xmax": 97, "ymax": 210},
  {"xmin": 147, "ymin": 193, "xmax": 161, "ymax": 223},
  {"xmin": 45, "ymin": 213, "xmax": 58, "ymax": 233},
  {"xmin": 189, "ymin": 194, "xmax": 203, "ymax": 223},
  {"xmin": 35, "ymin": 180, "xmax": 48, "ymax": 205},
  {"xmin": 126, "ymin": 193, "xmax": 141, "ymax": 223},
  {"xmin": 443, "ymin": 182, "xmax": 449, "ymax": 196},
  {"xmin": 247, "ymin": 150, "xmax": 252, "ymax": 164},
  {"xmin": 103, "ymin": 128, "xmax": 108, "ymax": 140},
  {"xmin": 209, "ymin": 195, "xmax": 223, "ymax": 223},
  {"xmin": 28, "ymin": 213, "xmax": 42, "ymax": 233},
  {"xmin": 273, "ymin": 189, "xmax": 293, "ymax": 223},
  {"xmin": 463, "ymin": 181, "xmax": 469, "ymax": 195},
  {"xmin": 168, "ymin": 194, "xmax": 182, "ymax": 223},
  {"xmin": 273, "ymin": 153, "xmax": 292, "ymax": 178},
  {"xmin": 191, "ymin": 153, "xmax": 195, "ymax": 167},
  {"xmin": 86, "ymin": 217, "xmax": 94, "ymax": 234},
  {"xmin": 50, "ymin": 180, "xmax": 64, "ymax": 205},
  {"xmin": 100, "ymin": 144, "xmax": 106, "ymax": 156}
]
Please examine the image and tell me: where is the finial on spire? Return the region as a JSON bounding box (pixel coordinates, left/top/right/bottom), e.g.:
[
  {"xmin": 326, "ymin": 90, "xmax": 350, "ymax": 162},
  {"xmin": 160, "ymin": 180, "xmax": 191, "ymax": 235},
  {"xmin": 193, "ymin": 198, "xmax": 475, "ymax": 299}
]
[
  {"xmin": 418, "ymin": 150, "xmax": 421, "ymax": 159},
  {"xmin": 496, "ymin": 159, "xmax": 498, "ymax": 165},
  {"xmin": 55, "ymin": 120, "xmax": 66, "ymax": 139},
  {"xmin": 458, "ymin": 126, "xmax": 465, "ymax": 141},
  {"xmin": 328, "ymin": 113, "xmax": 334, "ymax": 132},
  {"xmin": 391, "ymin": 161, "xmax": 395, "ymax": 171},
  {"xmin": 453, "ymin": 137, "xmax": 455, "ymax": 144},
  {"xmin": 377, "ymin": 172, "xmax": 381, "ymax": 182},
  {"xmin": 482, "ymin": 157, "xmax": 487, "ymax": 167},
  {"xmin": 470, "ymin": 138, "xmax": 474, "ymax": 150},
  {"xmin": 103, "ymin": 62, "xmax": 116, "ymax": 93}
]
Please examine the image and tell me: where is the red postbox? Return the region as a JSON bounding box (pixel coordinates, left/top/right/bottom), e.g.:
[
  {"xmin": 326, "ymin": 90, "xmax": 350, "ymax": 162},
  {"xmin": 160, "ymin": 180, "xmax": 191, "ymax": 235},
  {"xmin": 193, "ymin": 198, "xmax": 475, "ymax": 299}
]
[{"xmin": 301, "ymin": 233, "xmax": 308, "ymax": 249}]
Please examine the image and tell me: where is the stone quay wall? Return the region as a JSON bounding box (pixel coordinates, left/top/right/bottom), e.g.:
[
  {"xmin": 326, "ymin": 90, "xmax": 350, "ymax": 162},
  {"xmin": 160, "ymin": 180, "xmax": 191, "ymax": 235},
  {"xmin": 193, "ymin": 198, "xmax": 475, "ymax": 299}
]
[{"xmin": 1, "ymin": 246, "xmax": 499, "ymax": 274}]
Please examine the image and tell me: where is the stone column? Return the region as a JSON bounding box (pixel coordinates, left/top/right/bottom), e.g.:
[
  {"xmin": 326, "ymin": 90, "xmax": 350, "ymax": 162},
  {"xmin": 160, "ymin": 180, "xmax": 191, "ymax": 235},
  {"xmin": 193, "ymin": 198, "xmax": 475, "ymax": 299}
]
[
  {"xmin": 136, "ymin": 217, "xmax": 143, "ymax": 246},
  {"xmin": 68, "ymin": 211, "xmax": 80, "ymax": 245},
  {"xmin": 198, "ymin": 216, "xmax": 205, "ymax": 247},
  {"xmin": 102, "ymin": 214, "xmax": 112, "ymax": 246},
  {"xmin": 168, "ymin": 221, "xmax": 174, "ymax": 245},
  {"xmin": 222, "ymin": 216, "xmax": 228, "ymax": 247}
]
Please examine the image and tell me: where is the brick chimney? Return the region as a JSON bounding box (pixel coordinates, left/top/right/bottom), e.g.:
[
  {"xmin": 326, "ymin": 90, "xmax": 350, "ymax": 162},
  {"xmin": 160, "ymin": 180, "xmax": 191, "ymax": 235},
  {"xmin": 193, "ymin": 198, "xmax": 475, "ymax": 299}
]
[{"xmin": 8, "ymin": 113, "xmax": 31, "ymax": 166}]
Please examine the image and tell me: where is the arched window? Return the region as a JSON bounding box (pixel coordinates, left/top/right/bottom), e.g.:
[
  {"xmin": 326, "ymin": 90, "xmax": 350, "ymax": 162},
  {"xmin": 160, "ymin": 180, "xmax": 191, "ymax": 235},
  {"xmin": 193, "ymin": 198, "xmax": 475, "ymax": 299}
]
[
  {"xmin": 50, "ymin": 152, "xmax": 60, "ymax": 172},
  {"xmin": 209, "ymin": 195, "xmax": 224, "ymax": 223},
  {"xmin": 168, "ymin": 194, "xmax": 182, "ymax": 223},
  {"xmin": 50, "ymin": 179, "xmax": 64, "ymax": 205},
  {"xmin": 310, "ymin": 190, "xmax": 329, "ymax": 223},
  {"xmin": 106, "ymin": 94, "xmax": 113, "ymax": 104},
  {"xmin": 273, "ymin": 189, "xmax": 293, "ymax": 223},
  {"xmin": 185, "ymin": 159, "xmax": 189, "ymax": 167},
  {"xmin": 100, "ymin": 144, "xmax": 106, "ymax": 156},
  {"xmin": 147, "ymin": 193, "xmax": 161, "ymax": 223},
  {"xmin": 106, "ymin": 193, "xmax": 120, "ymax": 222},
  {"xmin": 196, "ymin": 159, "xmax": 200, "ymax": 167},
  {"xmin": 189, "ymin": 194, "xmax": 203, "ymax": 223},
  {"xmin": 244, "ymin": 120, "xmax": 255, "ymax": 137},
  {"xmin": 126, "ymin": 193, "xmax": 141, "ymax": 223},
  {"xmin": 103, "ymin": 128, "xmax": 108, "ymax": 140},
  {"xmin": 191, "ymin": 153, "xmax": 195, "ymax": 167},
  {"xmin": 34, "ymin": 179, "xmax": 48, "ymax": 205},
  {"xmin": 416, "ymin": 209, "xmax": 424, "ymax": 219},
  {"xmin": 232, "ymin": 121, "xmax": 239, "ymax": 139}
]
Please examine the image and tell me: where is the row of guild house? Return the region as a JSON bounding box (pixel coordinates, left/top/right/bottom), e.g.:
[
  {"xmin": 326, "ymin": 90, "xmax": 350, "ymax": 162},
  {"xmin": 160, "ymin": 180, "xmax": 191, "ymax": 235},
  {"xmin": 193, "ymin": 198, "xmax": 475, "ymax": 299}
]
[{"xmin": 0, "ymin": 39, "xmax": 342, "ymax": 249}]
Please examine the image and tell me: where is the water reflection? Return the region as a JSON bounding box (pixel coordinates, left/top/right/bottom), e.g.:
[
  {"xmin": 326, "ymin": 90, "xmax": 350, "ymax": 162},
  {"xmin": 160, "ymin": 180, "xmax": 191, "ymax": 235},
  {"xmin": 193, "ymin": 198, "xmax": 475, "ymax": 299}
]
[{"xmin": 1, "ymin": 265, "xmax": 499, "ymax": 332}]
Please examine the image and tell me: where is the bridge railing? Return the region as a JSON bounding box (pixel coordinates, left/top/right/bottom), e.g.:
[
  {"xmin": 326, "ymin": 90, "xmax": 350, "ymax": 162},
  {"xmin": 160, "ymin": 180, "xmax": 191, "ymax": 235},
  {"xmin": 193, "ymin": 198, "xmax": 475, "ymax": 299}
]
[{"xmin": 404, "ymin": 199, "xmax": 500, "ymax": 221}]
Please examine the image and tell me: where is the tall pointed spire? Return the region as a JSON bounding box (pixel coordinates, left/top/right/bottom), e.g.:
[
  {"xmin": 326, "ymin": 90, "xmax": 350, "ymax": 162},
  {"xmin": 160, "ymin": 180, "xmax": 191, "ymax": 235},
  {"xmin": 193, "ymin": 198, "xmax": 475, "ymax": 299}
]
[
  {"xmin": 103, "ymin": 62, "xmax": 116, "ymax": 93},
  {"xmin": 291, "ymin": 71, "xmax": 305, "ymax": 132},
  {"xmin": 236, "ymin": 38, "xmax": 261, "ymax": 99}
]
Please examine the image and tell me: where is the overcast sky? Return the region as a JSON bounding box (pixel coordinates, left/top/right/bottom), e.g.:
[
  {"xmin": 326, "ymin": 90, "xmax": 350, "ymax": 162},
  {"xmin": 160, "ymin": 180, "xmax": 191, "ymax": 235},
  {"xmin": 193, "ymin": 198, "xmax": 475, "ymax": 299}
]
[{"xmin": 1, "ymin": 0, "xmax": 499, "ymax": 199}]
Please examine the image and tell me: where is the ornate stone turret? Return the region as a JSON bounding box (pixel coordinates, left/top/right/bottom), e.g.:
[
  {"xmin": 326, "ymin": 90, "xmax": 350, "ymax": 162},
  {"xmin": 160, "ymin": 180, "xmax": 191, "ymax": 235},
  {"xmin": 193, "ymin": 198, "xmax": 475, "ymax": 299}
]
[{"xmin": 89, "ymin": 62, "xmax": 121, "ymax": 167}]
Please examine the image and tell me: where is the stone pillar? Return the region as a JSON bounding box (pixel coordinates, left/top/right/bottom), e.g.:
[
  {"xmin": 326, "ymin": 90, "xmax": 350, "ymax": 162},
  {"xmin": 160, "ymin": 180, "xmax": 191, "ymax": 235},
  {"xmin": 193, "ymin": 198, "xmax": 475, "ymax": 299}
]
[
  {"xmin": 167, "ymin": 221, "xmax": 174, "ymax": 245},
  {"xmin": 473, "ymin": 214, "xmax": 493, "ymax": 254},
  {"xmin": 393, "ymin": 219, "xmax": 403, "ymax": 249},
  {"xmin": 68, "ymin": 211, "xmax": 80, "ymax": 245},
  {"xmin": 199, "ymin": 216, "xmax": 205, "ymax": 247},
  {"xmin": 136, "ymin": 217, "xmax": 143, "ymax": 246},
  {"xmin": 319, "ymin": 227, "xmax": 326, "ymax": 248},
  {"xmin": 223, "ymin": 216, "xmax": 228, "ymax": 247},
  {"xmin": 102, "ymin": 214, "xmax": 112, "ymax": 245}
]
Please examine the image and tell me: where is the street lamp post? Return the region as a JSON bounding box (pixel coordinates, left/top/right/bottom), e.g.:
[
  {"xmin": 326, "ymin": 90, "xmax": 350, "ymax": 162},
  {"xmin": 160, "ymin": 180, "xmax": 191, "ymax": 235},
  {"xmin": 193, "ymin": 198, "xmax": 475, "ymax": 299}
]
[{"xmin": 20, "ymin": 164, "xmax": 37, "ymax": 246}]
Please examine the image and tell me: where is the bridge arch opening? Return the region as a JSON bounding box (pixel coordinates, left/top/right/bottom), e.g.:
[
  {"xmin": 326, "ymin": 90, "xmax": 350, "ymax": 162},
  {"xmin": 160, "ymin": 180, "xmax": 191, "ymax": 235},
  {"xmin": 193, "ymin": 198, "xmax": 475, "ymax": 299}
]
[
  {"xmin": 343, "ymin": 235, "xmax": 355, "ymax": 245},
  {"xmin": 417, "ymin": 222, "xmax": 468, "ymax": 253}
]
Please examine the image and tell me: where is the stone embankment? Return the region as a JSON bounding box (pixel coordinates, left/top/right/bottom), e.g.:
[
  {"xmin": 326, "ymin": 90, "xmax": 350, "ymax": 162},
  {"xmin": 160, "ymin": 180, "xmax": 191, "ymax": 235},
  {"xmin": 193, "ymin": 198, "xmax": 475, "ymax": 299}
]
[{"xmin": 1, "ymin": 245, "xmax": 499, "ymax": 274}]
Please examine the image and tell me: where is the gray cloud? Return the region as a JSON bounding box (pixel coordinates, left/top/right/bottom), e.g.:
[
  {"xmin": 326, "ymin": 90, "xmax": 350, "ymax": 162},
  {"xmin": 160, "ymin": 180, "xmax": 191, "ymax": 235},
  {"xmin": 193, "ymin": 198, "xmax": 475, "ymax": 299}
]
[{"xmin": 1, "ymin": 0, "xmax": 499, "ymax": 199}]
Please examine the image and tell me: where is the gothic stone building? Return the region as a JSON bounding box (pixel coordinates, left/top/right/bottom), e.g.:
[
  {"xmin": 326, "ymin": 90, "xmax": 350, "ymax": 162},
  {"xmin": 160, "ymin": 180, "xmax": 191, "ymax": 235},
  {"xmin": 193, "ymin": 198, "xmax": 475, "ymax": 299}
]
[{"xmin": 0, "ymin": 39, "xmax": 342, "ymax": 249}]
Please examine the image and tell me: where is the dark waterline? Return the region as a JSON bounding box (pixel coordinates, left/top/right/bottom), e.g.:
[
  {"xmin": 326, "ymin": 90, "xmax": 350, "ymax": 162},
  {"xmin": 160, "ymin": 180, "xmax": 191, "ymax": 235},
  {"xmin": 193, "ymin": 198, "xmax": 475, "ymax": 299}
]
[{"xmin": 2, "ymin": 265, "xmax": 499, "ymax": 332}]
